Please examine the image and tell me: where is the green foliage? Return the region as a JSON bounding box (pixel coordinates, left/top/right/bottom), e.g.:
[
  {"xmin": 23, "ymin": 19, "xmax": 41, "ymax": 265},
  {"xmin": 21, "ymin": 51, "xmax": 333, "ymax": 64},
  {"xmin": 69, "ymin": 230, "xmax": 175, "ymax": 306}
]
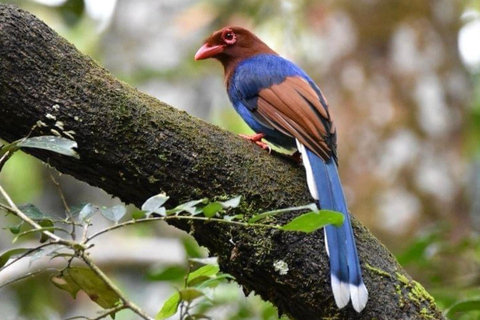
[
  {"xmin": 18, "ymin": 203, "xmax": 47, "ymax": 220},
  {"xmin": 50, "ymin": 267, "xmax": 121, "ymax": 309},
  {"xmin": 398, "ymin": 225, "xmax": 480, "ymax": 319},
  {"xmin": 156, "ymin": 291, "xmax": 181, "ymax": 320},
  {"xmin": 154, "ymin": 261, "xmax": 234, "ymax": 320},
  {"xmin": 0, "ymin": 248, "xmax": 30, "ymax": 268},
  {"xmin": 147, "ymin": 265, "xmax": 187, "ymax": 282},
  {"xmin": 280, "ymin": 210, "xmax": 344, "ymax": 232},
  {"xmin": 16, "ymin": 136, "xmax": 79, "ymax": 158},
  {"xmin": 202, "ymin": 201, "xmax": 224, "ymax": 218},
  {"xmin": 248, "ymin": 203, "xmax": 317, "ymax": 223},
  {"xmin": 0, "ymin": 136, "xmax": 78, "ymax": 171},
  {"xmin": 142, "ymin": 193, "xmax": 170, "ymax": 217},
  {"xmin": 445, "ymin": 298, "xmax": 480, "ymax": 318},
  {"xmin": 76, "ymin": 203, "xmax": 127, "ymax": 223}
]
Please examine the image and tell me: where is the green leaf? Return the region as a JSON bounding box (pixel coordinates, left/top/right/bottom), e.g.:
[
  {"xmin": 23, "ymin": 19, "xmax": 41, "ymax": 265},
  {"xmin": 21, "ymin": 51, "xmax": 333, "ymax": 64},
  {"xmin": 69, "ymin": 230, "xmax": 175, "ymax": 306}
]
[
  {"xmin": 249, "ymin": 203, "xmax": 318, "ymax": 223},
  {"xmin": 30, "ymin": 245, "xmax": 63, "ymax": 262},
  {"xmin": 79, "ymin": 203, "xmax": 100, "ymax": 221},
  {"xmin": 202, "ymin": 202, "xmax": 223, "ymax": 218},
  {"xmin": 18, "ymin": 136, "xmax": 79, "ymax": 158},
  {"xmin": 51, "ymin": 267, "xmax": 121, "ymax": 309},
  {"xmin": 152, "ymin": 207, "xmax": 166, "ymax": 216},
  {"xmin": 397, "ymin": 232, "xmax": 439, "ymax": 266},
  {"xmin": 188, "ymin": 258, "xmax": 217, "ymax": 268},
  {"xmin": 156, "ymin": 291, "xmax": 180, "ymax": 320},
  {"xmin": 219, "ymin": 196, "xmax": 241, "ymax": 209},
  {"xmin": 0, "ymin": 140, "xmax": 20, "ymax": 159},
  {"xmin": 0, "ymin": 140, "xmax": 21, "ymax": 170},
  {"xmin": 49, "ymin": 253, "xmax": 75, "ymax": 260},
  {"xmin": 147, "ymin": 265, "xmax": 187, "ymax": 282},
  {"xmin": 179, "ymin": 288, "xmax": 204, "ymax": 302},
  {"xmin": 445, "ymin": 299, "xmax": 480, "ymax": 317},
  {"xmin": 18, "ymin": 204, "xmax": 46, "ymax": 220},
  {"xmin": 182, "ymin": 237, "xmax": 204, "ymax": 258},
  {"xmin": 38, "ymin": 219, "xmax": 54, "ymax": 243},
  {"xmin": 142, "ymin": 193, "xmax": 170, "ymax": 217},
  {"xmin": 131, "ymin": 210, "xmax": 146, "ymax": 220},
  {"xmin": 0, "ymin": 248, "xmax": 31, "ymax": 268},
  {"xmin": 168, "ymin": 199, "xmax": 206, "ymax": 216},
  {"xmin": 195, "ymin": 273, "xmax": 234, "ymax": 289},
  {"xmin": 101, "ymin": 205, "xmax": 127, "ymax": 223},
  {"xmin": 223, "ymin": 214, "xmax": 244, "ymax": 221},
  {"xmin": 50, "ymin": 273, "xmax": 81, "ymax": 298},
  {"xmin": 12, "ymin": 226, "xmax": 65, "ymax": 243},
  {"xmin": 187, "ymin": 265, "xmax": 219, "ymax": 286},
  {"xmin": 8, "ymin": 223, "xmax": 22, "ymax": 234},
  {"xmin": 69, "ymin": 202, "xmax": 89, "ymax": 216},
  {"xmin": 280, "ymin": 210, "xmax": 344, "ymax": 233}
]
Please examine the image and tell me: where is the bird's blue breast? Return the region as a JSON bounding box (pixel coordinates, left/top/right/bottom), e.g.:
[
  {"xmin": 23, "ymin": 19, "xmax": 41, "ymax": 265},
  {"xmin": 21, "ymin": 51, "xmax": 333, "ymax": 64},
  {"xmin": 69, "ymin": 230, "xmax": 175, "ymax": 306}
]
[{"xmin": 227, "ymin": 54, "xmax": 317, "ymax": 149}]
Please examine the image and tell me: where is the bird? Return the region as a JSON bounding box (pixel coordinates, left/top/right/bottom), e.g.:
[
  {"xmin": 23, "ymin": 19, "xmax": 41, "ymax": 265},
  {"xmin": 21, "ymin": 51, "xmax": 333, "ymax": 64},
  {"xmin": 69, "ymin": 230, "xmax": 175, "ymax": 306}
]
[{"xmin": 195, "ymin": 26, "xmax": 368, "ymax": 312}]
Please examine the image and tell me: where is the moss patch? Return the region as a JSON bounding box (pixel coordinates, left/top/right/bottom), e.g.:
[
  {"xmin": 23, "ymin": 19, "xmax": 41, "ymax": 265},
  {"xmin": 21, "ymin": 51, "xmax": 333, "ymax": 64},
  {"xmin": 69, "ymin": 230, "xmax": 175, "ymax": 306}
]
[
  {"xmin": 365, "ymin": 263, "xmax": 391, "ymax": 278},
  {"xmin": 394, "ymin": 272, "xmax": 436, "ymax": 318}
]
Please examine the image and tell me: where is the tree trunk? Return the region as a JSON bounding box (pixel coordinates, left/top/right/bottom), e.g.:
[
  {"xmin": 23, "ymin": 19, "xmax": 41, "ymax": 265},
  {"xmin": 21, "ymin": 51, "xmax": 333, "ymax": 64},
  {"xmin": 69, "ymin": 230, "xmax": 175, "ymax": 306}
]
[{"xmin": 0, "ymin": 4, "xmax": 446, "ymax": 320}]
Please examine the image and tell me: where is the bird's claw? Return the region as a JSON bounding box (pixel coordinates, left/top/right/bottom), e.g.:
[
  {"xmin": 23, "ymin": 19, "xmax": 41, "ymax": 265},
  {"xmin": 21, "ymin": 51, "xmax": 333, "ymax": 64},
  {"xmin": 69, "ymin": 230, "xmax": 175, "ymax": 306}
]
[
  {"xmin": 291, "ymin": 150, "xmax": 302, "ymax": 164},
  {"xmin": 239, "ymin": 133, "xmax": 271, "ymax": 153}
]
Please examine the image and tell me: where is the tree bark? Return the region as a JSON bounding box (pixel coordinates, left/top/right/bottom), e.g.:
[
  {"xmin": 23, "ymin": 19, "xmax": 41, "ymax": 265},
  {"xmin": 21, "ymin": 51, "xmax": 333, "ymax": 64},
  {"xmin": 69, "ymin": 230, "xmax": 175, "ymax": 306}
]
[{"xmin": 0, "ymin": 4, "xmax": 446, "ymax": 320}]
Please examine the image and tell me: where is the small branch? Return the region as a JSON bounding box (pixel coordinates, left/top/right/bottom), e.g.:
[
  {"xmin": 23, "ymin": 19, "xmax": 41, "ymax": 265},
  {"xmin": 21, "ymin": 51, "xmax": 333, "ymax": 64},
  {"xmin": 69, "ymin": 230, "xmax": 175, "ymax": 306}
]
[
  {"xmin": 0, "ymin": 184, "xmax": 153, "ymax": 319},
  {"xmin": 86, "ymin": 215, "xmax": 283, "ymax": 244},
  {"xmin": 65, "ymin": 304, "xmax": 129, "ymax": 320},
  {"xmin": 89, "ymin": 305, "xmax": 129, "ymax": 320},
  {"xmin": 50, "ymin": 173, "xmax": 76, "ymax": 240},
  {"xmin": 81, "ymin": 222, "xmax": 90, "ymax": 243},
  {"xmin": 0, "ymin": 184, "xmax": 68, "ymax": 244},
  {"xmin": 0, "ymin": 269, "xmax": 55, "ymax": 290},
  {"xmin": 0, "ymin": 242, "xmax": 58, "ymax": 271},
  {"xmin": 79, "ymin": 251, "xmax": 154, "ymax": 320}
]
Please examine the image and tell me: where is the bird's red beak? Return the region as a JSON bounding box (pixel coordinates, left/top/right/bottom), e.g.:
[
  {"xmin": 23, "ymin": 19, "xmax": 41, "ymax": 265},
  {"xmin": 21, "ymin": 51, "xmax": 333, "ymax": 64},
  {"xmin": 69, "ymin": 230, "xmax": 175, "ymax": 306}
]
[{"xmin": 194, "ymin": 43, "xmax": 224, "ymax": 60}]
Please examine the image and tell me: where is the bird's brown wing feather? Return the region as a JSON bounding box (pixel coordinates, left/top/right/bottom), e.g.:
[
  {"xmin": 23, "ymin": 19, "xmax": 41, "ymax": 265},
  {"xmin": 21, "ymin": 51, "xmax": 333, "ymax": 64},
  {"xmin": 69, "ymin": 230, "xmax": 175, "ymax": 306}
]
[{"xmin": 256, "ymin": 76, "xmax": 337, "ymax": 161}]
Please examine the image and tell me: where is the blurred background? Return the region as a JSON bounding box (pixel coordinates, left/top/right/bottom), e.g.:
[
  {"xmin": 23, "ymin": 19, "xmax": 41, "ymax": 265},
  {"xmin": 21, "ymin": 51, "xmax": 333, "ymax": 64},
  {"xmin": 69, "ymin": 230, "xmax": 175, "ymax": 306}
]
[{"xmin": 1, "ymin": 0, "xmax": 480, "ymax": 319}]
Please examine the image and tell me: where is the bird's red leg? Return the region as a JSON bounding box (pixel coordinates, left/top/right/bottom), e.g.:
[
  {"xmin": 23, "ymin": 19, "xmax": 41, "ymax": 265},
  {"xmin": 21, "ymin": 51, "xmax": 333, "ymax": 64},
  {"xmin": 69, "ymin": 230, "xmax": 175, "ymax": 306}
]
[{"xmin": 239, "ymin": 133, "xmax": 271, "ymax": 153}]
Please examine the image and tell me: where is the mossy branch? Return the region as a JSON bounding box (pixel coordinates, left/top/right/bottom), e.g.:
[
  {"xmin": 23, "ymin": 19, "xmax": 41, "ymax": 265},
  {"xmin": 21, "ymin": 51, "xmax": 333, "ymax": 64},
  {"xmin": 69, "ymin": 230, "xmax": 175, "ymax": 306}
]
[{"xmin": 0, "ymin": 4, "xmax": 446, "ymax": 320}]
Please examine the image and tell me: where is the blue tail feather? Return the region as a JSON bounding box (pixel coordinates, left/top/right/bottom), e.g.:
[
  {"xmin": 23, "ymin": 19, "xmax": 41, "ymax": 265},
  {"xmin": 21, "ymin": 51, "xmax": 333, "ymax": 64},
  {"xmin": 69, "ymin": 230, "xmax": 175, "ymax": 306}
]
[{"xmin": 298, "ymin": 141, "xmax": 368, "ymax": 312}]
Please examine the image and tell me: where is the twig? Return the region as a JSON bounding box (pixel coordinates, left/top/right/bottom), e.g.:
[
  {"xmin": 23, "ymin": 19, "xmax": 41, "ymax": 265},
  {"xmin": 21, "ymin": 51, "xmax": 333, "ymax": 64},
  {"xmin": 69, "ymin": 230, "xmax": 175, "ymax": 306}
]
[
  {"xmin": 50, "ymin": 173, "xmax": 76, "ymax": 240},
  {"xmin": 0, "ymin": 185, "xmax": 152, "ymax": 318},
  {"xmin": 0, "ymin": 184, "xmax": 72, "ymax": 245},
  {"xmin": 0, "ymin": 269, "xmax": 56, "ymax": 289},
  {"xmin": 90, "ymin": 304, "xmax": 128, "ymax": 320},
  {"xmin": 81, "ymin": 222, "xmax": 90, "ymax": 243},
  {"xmin": 86, "ymin": 215, "xmax": 281, "ymax": 243},
  {"xmin": 79, "ymin": 251, "xmax": 154, "ymax": 320},
  {"xmin": 0, "ymin": 242, "xmax": 58, "ymax": 271},
  {"xmin": 64, "ymin": 304, "xmax": 129, "ymax": 320}
]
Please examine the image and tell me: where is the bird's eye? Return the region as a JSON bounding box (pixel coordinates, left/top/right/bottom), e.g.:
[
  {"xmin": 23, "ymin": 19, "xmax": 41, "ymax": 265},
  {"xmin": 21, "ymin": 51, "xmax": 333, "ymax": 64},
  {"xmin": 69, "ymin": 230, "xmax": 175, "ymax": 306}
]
[{"xmin": 222, "ymin": 29, "xmax": 236, "ymax": 44}]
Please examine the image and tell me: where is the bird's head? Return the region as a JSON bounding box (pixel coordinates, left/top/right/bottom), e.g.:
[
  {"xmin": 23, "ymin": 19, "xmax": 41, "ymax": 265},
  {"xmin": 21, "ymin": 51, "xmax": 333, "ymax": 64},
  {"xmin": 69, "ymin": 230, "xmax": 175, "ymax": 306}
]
[{"xmin": 194, "ymin": 26, "xmax": 276, "ymax": 67}]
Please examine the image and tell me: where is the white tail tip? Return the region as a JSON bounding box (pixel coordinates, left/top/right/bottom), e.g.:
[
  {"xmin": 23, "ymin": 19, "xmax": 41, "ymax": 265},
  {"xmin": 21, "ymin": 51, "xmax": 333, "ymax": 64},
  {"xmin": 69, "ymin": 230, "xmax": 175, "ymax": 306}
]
[
  {"xmin": 331, "ymin": 275, "xmax": 368, "ymax": 312},
  {"xmin": 350, "ymin": 282, "xmax": 368, "ymax": 312},
  {"xmin": 331, "ymin": 275, "xmax": 350, "ymax": 309}
]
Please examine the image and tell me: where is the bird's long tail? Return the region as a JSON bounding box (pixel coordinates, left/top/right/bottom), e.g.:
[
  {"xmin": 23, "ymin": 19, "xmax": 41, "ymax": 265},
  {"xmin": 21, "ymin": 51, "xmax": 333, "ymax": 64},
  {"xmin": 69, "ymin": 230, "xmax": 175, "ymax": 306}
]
[{"xmin": 296, "ymin": 141, "xmax": 368, "ymax": 312}]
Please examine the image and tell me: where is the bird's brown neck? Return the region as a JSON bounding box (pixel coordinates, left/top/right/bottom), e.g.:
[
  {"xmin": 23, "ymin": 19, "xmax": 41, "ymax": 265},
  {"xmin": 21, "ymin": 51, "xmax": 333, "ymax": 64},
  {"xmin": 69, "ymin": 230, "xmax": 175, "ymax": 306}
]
[{"xmin": 220, "ymin": 56, "xmax": 243, "ymax": 89}]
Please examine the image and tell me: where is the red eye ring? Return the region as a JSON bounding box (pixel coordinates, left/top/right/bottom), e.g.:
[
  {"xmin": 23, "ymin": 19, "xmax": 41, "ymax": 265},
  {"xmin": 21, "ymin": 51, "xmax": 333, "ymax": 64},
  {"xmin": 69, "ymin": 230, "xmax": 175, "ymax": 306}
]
[{"xmin": 222, "ymin": 29, "xmax": 236, "ymax": 45}]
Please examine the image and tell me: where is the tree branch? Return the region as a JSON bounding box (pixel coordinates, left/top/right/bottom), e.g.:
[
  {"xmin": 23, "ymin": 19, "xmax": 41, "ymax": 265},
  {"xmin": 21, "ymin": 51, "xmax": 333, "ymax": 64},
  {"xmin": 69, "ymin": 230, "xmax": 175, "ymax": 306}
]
[{"xmin": 0, "ymin": 4, "xmax": 445, "ymax": 320}]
